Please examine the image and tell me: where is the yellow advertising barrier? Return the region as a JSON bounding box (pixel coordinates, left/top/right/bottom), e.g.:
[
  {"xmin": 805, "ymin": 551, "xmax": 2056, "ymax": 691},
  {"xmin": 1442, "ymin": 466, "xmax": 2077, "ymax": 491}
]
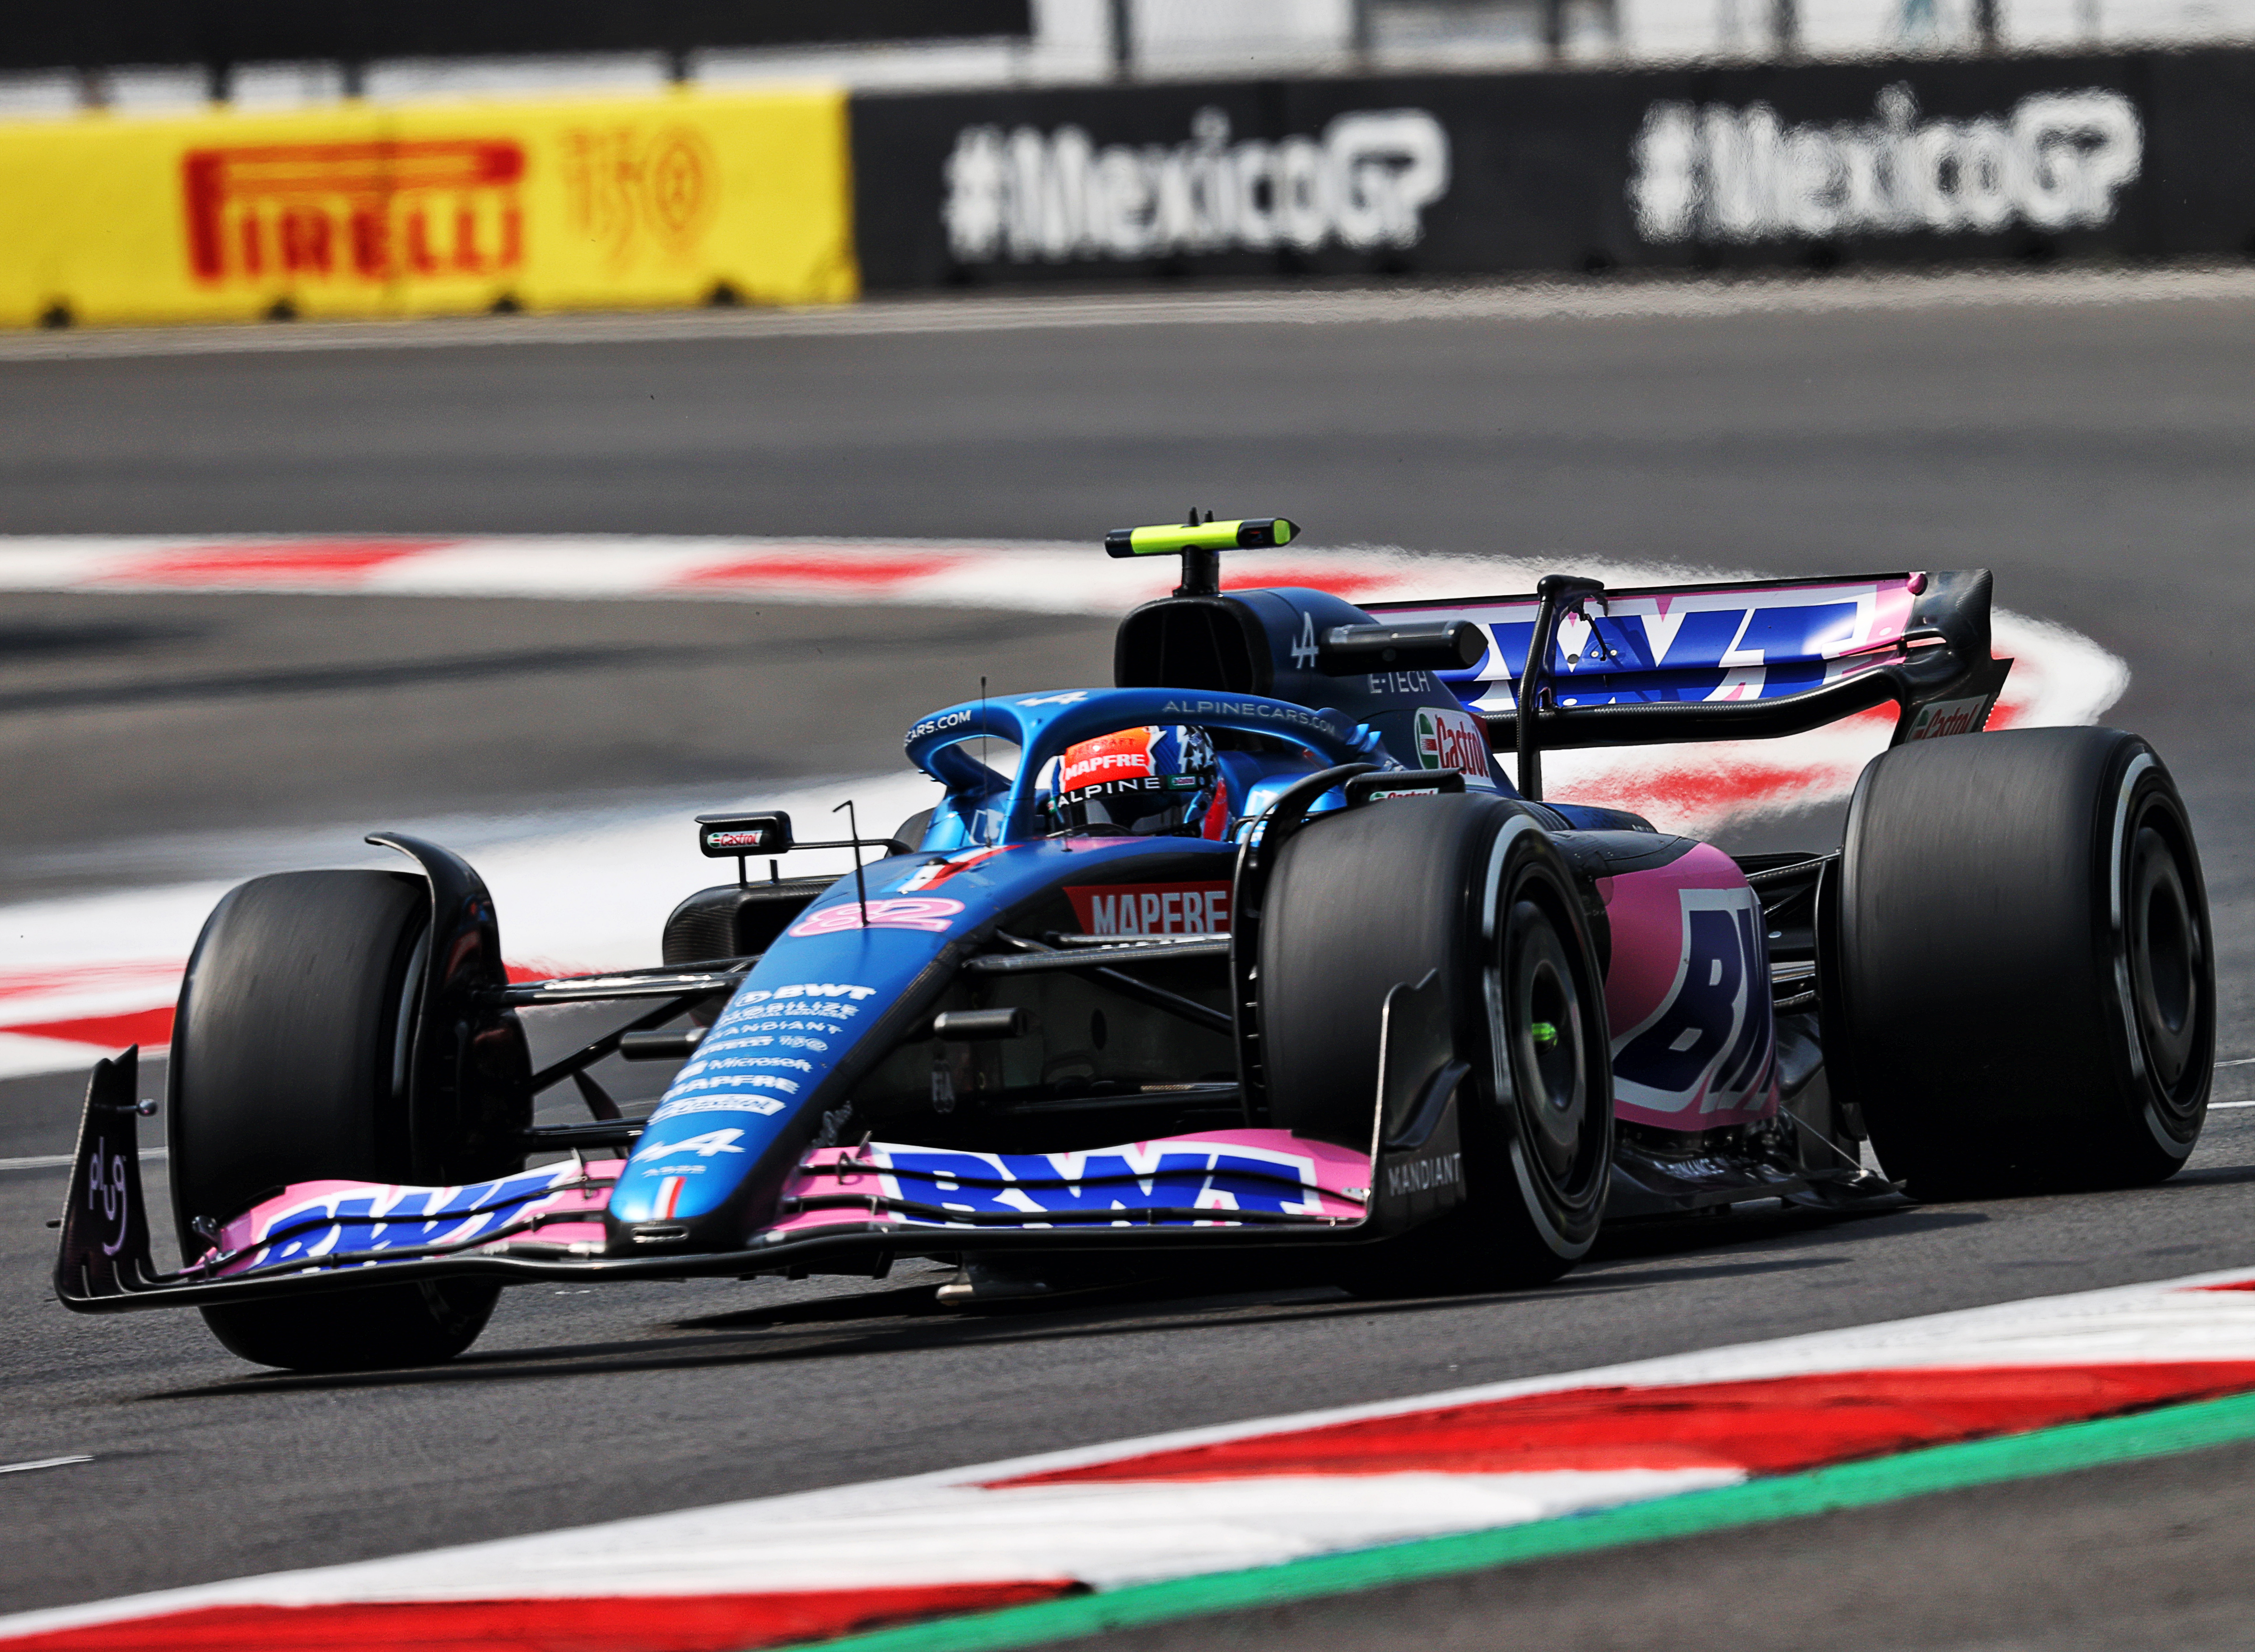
[{"xmin": 0, "ymin": 88, "xmax": 858, "ymax": 326}]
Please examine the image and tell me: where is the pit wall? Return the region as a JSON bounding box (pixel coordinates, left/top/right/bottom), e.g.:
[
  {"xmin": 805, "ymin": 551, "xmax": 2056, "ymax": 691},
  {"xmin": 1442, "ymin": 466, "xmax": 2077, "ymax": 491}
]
[
  {"xmin": 6, "ymin": 47, "xmax": 2255, "ymax": 328},
  {"xmin": 0, "ymin": 88, "xmax": 858, "ymax": 326}
]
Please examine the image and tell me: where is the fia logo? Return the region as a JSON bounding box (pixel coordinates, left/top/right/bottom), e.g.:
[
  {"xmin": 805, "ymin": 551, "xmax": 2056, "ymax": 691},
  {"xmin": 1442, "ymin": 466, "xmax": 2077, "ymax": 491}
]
[{"xmin": 1291, "ymin": 611, "xmax": 1319, "ymax": 671}]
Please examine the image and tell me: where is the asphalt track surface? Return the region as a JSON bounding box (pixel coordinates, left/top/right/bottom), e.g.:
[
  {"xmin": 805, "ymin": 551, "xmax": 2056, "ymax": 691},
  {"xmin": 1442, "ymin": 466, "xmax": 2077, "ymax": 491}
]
[{"xmin": 6, "ymin": 274, "xmax": 2255, "ymax": 1646}]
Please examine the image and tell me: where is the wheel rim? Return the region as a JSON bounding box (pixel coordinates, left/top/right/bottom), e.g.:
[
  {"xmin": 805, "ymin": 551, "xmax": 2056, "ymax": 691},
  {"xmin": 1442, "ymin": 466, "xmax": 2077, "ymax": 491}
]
[
  {"xmin": 1499, "ymin": 897, "xmax": 1602, "ymax": 1199},
  {"xmin": 2126, "ymin": 813, "xmax": 2202, "ymax": 1093}
]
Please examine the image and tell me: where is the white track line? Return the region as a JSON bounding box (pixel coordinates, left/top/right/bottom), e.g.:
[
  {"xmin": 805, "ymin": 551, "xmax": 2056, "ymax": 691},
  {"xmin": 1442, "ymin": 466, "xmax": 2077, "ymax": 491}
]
[
  {"xmin": 0, "ymin": 1151, "xmax": 165, "ymax": 1170},
  {"xmin": 4, "ymin": 266, "xmax": 2255, "ymax": 363},
  {"xmin": 0, "ymin": 770, "xmax": 938, "ymax": 1080}
]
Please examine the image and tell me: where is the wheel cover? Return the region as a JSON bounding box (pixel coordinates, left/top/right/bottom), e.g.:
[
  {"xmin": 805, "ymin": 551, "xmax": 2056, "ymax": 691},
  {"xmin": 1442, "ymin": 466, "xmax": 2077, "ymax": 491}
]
[
  {"xmin": 1496, "ymin": 896, "xmax": 1606, "ymax": 1206},
  {"xmin": 2126, "ymin": 812, "xmax": 2204, "ymax": 1096}
]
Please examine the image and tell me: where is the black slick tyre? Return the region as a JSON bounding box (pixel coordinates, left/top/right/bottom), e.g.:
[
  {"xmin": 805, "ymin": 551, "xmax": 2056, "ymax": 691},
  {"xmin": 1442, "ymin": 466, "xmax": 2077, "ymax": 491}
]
[
  {"xmin": 169, "ymin": 870, "xmax": 501, "ymax": 1371},
  {"xmin": 1258, "ymin": 793, "xmax": 1613, "ymax": 1288},
  {"xmin": 1831, "ymin": 726, "xmax": 2213, "ymax": 1198}
]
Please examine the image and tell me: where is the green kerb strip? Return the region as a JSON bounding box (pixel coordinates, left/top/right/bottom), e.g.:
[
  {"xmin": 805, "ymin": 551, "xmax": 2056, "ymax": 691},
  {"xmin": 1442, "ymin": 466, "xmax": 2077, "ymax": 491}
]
[{"xmin": 790, "ymin": 1388, "xmax": 2255, "ymax": 1652}]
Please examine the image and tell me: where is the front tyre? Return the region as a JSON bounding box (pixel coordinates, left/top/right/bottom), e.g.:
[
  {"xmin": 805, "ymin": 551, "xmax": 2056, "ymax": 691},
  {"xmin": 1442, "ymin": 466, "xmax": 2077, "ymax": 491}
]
[
  {"xmin": 1485, "ymin": 857, "xmax": 1612, "ymax": 1269},
  {"xmin": 1832, "ymin": 726, "xmax": 2213, "ymax": 1197},
  {"xmin": 1258, "ymin": 795, "xmax": 1612, "ymax": 1288},
  {"xmin": 169, "ymin": 870, "xmax": 502, "ymax": 1371}
]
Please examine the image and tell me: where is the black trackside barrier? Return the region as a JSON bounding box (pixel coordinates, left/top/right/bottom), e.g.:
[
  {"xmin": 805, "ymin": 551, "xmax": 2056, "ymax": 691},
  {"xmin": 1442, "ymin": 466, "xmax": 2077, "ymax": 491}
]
[
  {"xmin": 8, "ymin": 0, "xmax": 1032, "ymax": 75},
  {"xmin": 852, "ymin": 46, "xmax": 2255, "ymax": 289}
]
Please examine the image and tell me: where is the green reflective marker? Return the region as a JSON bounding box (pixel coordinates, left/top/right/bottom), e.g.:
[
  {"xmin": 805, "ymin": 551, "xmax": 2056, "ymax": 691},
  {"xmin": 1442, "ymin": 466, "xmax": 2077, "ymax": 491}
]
[{"xmin": 1103, "ymin": 518, "xmax": 1299, "ymax": 558}]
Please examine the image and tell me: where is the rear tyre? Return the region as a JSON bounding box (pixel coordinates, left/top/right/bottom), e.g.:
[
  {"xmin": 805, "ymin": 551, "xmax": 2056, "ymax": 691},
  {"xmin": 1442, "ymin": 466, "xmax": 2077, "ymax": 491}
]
[
  {"xmin": 1832, "ymin": 727, "xmax": 2213, "ymax": 1198},
  {"xmin": 1259, "ymin": 794, "xmax": 1613, "ymax": 1289},
  {"xmin": 169, "ymin": 870, "xmax": 502, "ymax": 1371}
]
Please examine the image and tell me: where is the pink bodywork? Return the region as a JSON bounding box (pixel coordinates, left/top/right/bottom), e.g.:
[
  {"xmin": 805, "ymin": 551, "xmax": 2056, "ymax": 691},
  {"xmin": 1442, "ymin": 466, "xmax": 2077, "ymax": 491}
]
[
  {"xmin": 1596, "ymin": 842, "xmax": 1780, "ymax": 1130},
  {"xmin": 769, "ymin": 1129, "xmax": 1372, "ymax": 1238},
  {"xmin": 190, "ymin": 1128, "xmax": 1374, "ymax": 1274},
  {"xmin": 195, "ymin": 1160, "xmax": 623, "ymax": 1277}
]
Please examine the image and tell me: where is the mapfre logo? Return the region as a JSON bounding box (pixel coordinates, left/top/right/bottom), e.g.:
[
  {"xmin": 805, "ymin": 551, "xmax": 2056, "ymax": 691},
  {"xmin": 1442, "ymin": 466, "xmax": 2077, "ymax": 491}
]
[
  {"xmin": 1066, "ymin": 881, "xmax": 1231, "ymax": 936},
  {"xmin": 1413, "ymin": 706, "xmax": 1496, "ymax": 789},
  {"xmin": 184, "ymin": 140, "xmax": 527, "ymax": 285}
]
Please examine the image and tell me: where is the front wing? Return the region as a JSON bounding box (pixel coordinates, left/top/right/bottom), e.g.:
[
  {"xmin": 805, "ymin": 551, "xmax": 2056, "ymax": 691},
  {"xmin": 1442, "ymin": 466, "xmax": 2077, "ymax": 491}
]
[{"xmin": 54, "ymin": 1047, "xmax": 1454, "ymax": 1314}]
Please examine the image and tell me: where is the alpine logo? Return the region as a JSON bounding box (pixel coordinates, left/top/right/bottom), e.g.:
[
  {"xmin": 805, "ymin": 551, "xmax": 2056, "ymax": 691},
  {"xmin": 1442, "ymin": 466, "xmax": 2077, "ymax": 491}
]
[
  {"xmin": 1413, "ymin": 705, "xmax": 1496, "ymax": 789},
  {"xmin": 637, "ymin": 1128, "xmax": 746, "ymax": 1159}
]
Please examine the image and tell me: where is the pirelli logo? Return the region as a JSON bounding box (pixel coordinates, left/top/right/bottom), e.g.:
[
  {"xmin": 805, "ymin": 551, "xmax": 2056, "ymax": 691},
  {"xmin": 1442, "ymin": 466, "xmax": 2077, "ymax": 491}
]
[{"xmin": 182, "ymin": 140, "xmax": 527, "ymax": 285}]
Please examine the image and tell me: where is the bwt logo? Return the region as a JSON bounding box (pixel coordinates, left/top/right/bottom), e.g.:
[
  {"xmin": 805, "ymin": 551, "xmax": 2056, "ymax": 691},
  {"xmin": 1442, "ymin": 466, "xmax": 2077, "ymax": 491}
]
[
  {"xmin": 1631, "ymin": 84, "xmax": 2141, "ymax": 244},
  {"xmin": 944, "ymin": 106, "xmax": 1450, "ymax": 265},
  {"xmin": 1612, "ymin": 887, "xmax": 1775, "ymax": 1119}
]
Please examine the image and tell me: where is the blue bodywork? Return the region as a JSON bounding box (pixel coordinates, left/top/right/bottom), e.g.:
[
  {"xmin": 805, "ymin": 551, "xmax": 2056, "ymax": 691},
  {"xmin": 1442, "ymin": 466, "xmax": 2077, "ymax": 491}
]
[
  {"xmin": 604, "ymin": 574, "xmax": 1932, "ymax": 1253},
  {"xmin": 57, "ymin": 562, "xmax": 1968, "ymax": 1332},
  {"xmin": 606, "ymin": 673, "xmax": 1385, "ymax": 1249}
]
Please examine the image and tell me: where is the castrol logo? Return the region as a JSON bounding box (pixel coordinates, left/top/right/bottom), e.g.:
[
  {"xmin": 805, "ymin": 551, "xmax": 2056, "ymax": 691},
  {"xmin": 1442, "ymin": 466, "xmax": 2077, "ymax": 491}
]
[{"xmin": 1413, "ymin": 706, "xmax": 1496, "ymax": 790}]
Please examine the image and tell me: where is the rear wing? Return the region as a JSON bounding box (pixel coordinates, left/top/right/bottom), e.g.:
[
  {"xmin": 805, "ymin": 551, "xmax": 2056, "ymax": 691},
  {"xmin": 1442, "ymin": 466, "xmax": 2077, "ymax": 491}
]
[{"xmin": 1366, "ymin": 568, "xmax": 2010, "ymax": 793}]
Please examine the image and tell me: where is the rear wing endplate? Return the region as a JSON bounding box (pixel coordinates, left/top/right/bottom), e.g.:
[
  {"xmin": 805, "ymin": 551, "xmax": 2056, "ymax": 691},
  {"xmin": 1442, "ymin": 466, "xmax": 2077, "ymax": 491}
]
[{"xmin": 1367, "ymin": 568, "xmax": 2011, "ymax": 775}]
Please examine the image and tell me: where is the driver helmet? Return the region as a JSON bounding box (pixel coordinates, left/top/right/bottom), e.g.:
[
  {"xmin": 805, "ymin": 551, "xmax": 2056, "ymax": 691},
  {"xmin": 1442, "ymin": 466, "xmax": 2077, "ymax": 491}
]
[{"xmin": 1043, "ymin": 726, "xmax": 1228, "ymax": 839}]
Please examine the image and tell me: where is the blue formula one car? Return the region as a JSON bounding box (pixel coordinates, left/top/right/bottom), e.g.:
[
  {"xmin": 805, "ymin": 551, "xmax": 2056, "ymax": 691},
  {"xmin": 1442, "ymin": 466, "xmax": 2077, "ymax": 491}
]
[{"xmin": 56, "ymin": 518, "xmax": 2216, "ymax": 1371}]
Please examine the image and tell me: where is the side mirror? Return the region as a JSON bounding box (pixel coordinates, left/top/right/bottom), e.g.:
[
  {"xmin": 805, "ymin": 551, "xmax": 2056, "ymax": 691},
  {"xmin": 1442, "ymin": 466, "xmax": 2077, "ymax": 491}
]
[{"xmin": 696, "ymin": 811, "xmax": 794, "ymax": 858}]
